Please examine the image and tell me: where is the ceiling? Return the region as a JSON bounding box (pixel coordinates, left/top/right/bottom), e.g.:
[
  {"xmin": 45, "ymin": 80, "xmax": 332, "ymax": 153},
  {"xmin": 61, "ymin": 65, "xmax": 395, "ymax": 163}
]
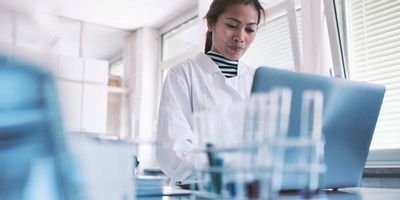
[
  {"xmin": 1, "ymin": 0, "xmax": 198, "ymax": 30},
  {"xmin": 56, "ymin": 0, "xmax": 198, "ymax": 30},
  {"xmin": 0, "ymin": 0, "xmax": 198, "ymax": 61}
]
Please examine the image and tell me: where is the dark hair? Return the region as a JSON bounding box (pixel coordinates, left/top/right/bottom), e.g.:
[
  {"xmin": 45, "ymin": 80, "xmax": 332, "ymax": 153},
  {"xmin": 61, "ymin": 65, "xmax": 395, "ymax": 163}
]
[{"xmin": 204, "ymin": 0, "xmax": 266, "ymax": 53}]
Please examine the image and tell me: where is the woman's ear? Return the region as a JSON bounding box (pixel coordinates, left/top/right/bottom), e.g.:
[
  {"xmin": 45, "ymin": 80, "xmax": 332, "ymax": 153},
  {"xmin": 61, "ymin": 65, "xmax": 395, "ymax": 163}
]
[{"xmin": 207, "ymin": 21, "xmax": 213, "ymax": 32}]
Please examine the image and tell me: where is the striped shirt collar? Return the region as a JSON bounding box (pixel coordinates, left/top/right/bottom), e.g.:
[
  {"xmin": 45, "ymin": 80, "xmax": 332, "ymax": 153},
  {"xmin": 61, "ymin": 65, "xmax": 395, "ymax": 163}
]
[
  {"xmin": 196, "ymin": 52, "xmax": 250, "ymax": 77},
  {"xmin": 207, "ymin": 51, "xmax": 238, "ymax": 78}
]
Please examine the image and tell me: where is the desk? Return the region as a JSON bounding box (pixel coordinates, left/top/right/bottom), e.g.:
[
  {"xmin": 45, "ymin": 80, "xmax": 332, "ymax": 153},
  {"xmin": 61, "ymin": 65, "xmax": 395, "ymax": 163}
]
[
  {"xmin": 137, "ymin": 187, "xmax": 400, "ymax": 200},
  {"xmin": 340, "ymin": 188, "xmax": 400, "ymax": 200}
]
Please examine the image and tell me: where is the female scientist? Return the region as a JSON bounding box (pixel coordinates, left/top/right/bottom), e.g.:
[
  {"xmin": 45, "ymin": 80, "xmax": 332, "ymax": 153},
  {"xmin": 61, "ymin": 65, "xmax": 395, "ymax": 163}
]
[{"xmin": 156, "ymin": 0, "xmax": 265, "ymax": 183}]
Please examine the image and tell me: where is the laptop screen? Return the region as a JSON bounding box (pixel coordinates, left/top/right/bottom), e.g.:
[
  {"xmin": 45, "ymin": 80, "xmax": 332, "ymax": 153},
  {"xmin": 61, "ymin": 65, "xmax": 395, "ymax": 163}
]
[{"xmin": 251, "ymin": 67, "xmax": 385, "ymax": 189}]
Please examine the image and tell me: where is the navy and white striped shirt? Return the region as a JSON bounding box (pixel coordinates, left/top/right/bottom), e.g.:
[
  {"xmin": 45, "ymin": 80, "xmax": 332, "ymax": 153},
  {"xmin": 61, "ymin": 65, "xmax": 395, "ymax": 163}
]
[{"xmin": 207, "ymin": 51, "xmax": 238, "ymax": 78}]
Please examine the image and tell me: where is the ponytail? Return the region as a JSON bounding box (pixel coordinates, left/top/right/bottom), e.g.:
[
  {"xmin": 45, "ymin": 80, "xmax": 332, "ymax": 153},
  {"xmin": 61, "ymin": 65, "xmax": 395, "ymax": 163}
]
[{"xmin": 204, "ymin": 31, "xmax": 213, "ymax": 53}]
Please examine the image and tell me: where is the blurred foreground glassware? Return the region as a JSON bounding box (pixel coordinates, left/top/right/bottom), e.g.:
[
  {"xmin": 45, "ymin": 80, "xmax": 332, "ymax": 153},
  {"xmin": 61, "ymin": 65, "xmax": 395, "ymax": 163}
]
[
  {"xmin": 0, "ymin": 56, "xmax": 84, "ymax": 200},
  {"xmin": 191, "ymin": 88, "xmax": 328, "ymax": 200},
  {"xmin": 68, "ymin": 133, "xmax": 135, "ymax": 200},
  {"xmin": 270, "ymin": 90, "xmax": 327, "ymax": 200},
  {"xmin": 191, "ymin": 104, "xmax": 247, "ymax": 198},
  {"xmin": 191, "ymin": 87, "xmax": 293, "ymax": 200}
]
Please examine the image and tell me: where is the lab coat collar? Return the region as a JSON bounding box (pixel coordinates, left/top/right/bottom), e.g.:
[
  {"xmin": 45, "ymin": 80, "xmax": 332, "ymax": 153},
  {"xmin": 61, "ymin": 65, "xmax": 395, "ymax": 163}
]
[
  {"xmin": 237, "ymin": 61, "xmax": 249, "ymax": 76},
  {"xmin": 196, "ymin": 52, "xmax": 250, "ymax": 77}
]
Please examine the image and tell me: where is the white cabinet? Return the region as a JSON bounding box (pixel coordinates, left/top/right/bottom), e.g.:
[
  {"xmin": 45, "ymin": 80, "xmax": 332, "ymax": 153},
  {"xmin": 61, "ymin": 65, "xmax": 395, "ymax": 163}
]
[
  {"xmin": 84, "ymin": 59, "xmax": 109, "ymax": 84},
  {"xmin": 13, "ymin": 48, "xmax": 58, "ymax": 76},
  {"xmin": 81, "ymin": 83, "xmax": 108, "ymax": 133},
  {"xmin": 0, "ymin": 42, "xmax": 13, "ymax": 56},
  {"xmin": 43, "ymin": 55, "xmax": 59, "ymax": 76},
  {"xmin": 0, "ymin": 11, "xmax": 12, "ymax": 44},
  {"xmin": 57, "ymin": 81, "xmax": 108, "ymax": 134},
  {"xmin": 56, "ymin": 56, "xmax": 109, "ymax": 134},
  {"xmin": 58, "ymin": 80, "xmax": 82, "ymax": 132},
  {"xmin": 58, "ymin": 56, "xmax": 83, "ymax": 81}
]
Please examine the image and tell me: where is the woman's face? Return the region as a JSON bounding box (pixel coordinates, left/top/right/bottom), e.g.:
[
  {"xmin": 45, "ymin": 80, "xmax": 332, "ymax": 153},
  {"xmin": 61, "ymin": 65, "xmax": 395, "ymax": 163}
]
[{"xmin": 208, "ymin": 4, "xmax": 259, "ymax": 60}]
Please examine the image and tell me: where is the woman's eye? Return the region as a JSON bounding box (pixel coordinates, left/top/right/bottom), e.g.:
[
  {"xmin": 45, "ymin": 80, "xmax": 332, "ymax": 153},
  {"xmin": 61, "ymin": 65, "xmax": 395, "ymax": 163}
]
[
  {"xmin": 226, "ymin": 23, "xmax": 237, "ymax": 28},
  {"xmin": 246, "ymin": 28, "xmax": 256, "ymax": 33}
]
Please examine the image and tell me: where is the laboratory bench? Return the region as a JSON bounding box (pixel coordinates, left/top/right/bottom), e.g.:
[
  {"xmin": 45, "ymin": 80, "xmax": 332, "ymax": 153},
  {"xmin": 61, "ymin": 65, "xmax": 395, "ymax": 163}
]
[{"xmin": 136, "ymin": 187, "xmax": 400, "ymax": 200}]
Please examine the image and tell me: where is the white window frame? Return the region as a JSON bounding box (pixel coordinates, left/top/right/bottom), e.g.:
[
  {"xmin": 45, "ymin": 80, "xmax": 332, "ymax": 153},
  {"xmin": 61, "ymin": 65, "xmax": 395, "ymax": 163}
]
[
  {"xmin": 274, "ymin": 0, "xmax": 400, "ymax": 167},
  {"xmin": 243, "ymin": 0, "xmax": 302, "ymax": 71},
  {"xmin": 157, "ymin": 7, "xmax": 200, "ymax": 118},
  {"xmin": 332, "ymin": 0, "xmax": 400, "ymax": 167},
  {"xmin": 159, "ymin": 7, "xmax": 199, "ymax": 72},
  {"xmin": 264, "ymin": 0, "xmax": 335, "ymax": 76},
  {"xmin": 324, "ymin": 0, "xmax": 347, "ymax": 78}
]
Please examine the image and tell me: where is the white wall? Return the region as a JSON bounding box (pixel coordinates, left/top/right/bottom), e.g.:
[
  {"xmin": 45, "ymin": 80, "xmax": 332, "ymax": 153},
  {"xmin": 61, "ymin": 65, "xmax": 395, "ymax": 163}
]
[
  {"xmin": 123, "ymin": 28, "xmax": 159, "ymax": 168},
  {"xmin": 197, "ymin": 0, "xmax": 213, "ymax": 51},
  {"xmin": 124, "ymin": 28, "xmax": 159, "ymax": 139}
]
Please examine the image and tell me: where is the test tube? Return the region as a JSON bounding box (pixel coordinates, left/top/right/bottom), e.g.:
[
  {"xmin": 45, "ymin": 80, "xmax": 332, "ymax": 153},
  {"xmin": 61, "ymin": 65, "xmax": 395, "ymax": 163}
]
[
  {"xmin": 245, "ymin": 87, "xmax": 292, "ymax": 200},
  {"xmin": 300, "ymin": 90, "xmax": 325, "ymax": 197},
  {"xmin": 268, "ymin": 87, "xmax": 292, "ymax": 199}
]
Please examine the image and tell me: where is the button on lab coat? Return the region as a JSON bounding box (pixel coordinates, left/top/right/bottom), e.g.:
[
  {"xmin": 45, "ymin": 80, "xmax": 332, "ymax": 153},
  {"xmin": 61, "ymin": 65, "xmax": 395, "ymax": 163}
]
[{"xmin": 156, "ymin": 52, "xmax": 255, "ymax": 183}]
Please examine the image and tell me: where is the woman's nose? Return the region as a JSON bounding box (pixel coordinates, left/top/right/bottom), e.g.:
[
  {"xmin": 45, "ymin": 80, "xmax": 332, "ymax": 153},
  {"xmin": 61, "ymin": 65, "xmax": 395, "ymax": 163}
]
[{"xmin": 233, "ymin": 29, "xmax": 245, "ymax": 42}]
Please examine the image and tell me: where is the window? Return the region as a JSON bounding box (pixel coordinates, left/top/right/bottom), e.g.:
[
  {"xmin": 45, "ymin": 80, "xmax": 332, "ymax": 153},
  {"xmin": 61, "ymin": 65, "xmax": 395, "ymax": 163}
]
[
  {"xmin": 109, "ymin": 59, "xmax": 124, "ymax": 79},
  {"xmin": 161, "ymin": 17, "xmax": 201, "ymax": 61},
  {"xmin": 344, "ymin": 0, "xmax": 400, "ymax": 151},
  {"xmin": 242, "ymin": 7, "xmax": 302, "ymax": 71}
]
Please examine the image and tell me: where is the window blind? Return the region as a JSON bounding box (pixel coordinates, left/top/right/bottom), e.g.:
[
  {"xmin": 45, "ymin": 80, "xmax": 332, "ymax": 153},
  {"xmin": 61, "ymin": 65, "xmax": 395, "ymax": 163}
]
[
  {"xmin": 242, "ymin": 9, "xmax": 302, "ymax": 71},
  {"xmin": 161, "ymin": 17, "xmax": 201, "ymax": 61},
  {"xmin": 348, "ymin": 0, "xmax": 400, "ymax": 150}
]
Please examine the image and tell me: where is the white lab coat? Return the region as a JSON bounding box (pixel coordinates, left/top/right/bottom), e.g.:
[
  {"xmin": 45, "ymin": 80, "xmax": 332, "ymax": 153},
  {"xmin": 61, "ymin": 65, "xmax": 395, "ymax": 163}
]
[{"xmin": 156, "ymin": 52, "xmax": 255, "ymax": 183}]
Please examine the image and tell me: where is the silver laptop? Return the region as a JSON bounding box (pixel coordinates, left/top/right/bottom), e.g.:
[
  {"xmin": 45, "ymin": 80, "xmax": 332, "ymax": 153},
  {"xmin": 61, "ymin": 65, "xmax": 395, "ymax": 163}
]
[{"xmin": 251, "ymin": 67, "xmax": 385, "ymax": 190}]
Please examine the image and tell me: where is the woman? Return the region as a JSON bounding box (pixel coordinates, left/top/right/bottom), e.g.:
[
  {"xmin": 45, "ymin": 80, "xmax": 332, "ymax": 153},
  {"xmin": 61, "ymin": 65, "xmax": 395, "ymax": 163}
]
[{"xmin": 156, "ymin": 0, "xmax": 265, "ymax": 184}]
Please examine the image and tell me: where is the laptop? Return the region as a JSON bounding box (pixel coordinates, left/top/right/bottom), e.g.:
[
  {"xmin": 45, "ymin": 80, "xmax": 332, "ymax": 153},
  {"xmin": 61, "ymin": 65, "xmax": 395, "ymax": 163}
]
[{"xmin": 251, "ymin": 66, "xmax": 385, "ymax": 190}]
